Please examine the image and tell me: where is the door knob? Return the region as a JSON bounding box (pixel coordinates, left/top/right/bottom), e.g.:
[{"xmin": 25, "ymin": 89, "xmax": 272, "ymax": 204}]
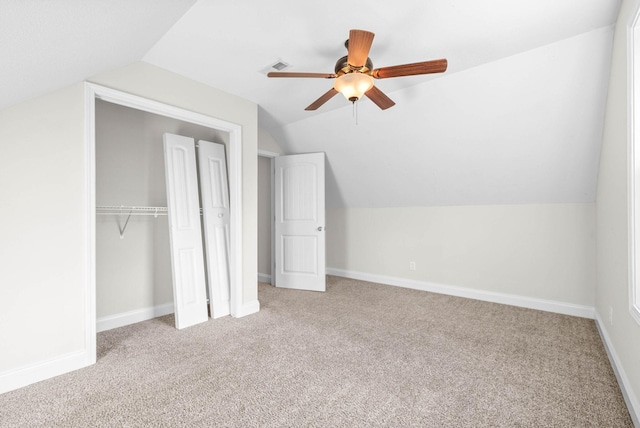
[{"xmin": 317, "ymin": 226, "xmax": 324, "ymax": 231}]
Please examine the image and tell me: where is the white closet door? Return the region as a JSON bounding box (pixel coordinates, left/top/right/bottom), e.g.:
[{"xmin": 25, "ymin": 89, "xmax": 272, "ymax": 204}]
[
  {"xmin": 275, "ymin": 153, "xmax": 326, "ymax": 292},
  {"xmin": 197, "ymin": 140, "xmax": 231, "ymax": 319},
  {"xmin": 163, "ymin": 133, "xmax": 209, "ymax": 329}
]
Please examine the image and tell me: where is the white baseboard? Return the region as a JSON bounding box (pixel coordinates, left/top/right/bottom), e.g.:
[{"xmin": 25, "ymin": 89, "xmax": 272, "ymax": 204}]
[
  {"xmin": 326, "ymin": 268, "xmax": 595, "ymax": 319},
  {"xmin": 257, "ymin": 272, "xmax": 272, "ymax": 283},
  {"xmin": 0, "ymin": 350, "xmax": 91, "ymax": 395},
  {"xmin": 236, "ymin": 299, "xmax": 260, "ymax": 318},
  {"xmin": 98, "ymin": 298, "xmax": 262, "ymax": 329},
  {"xmin": 594, "ymin": 312, "xmax": 640, "ymax": 426},
  {"xmin": 96, "ymin": 302, "xmax": 175, "ymax": 333}
]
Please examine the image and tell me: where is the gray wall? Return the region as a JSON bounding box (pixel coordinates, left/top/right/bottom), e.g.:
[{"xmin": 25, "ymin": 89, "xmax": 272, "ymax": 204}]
[
  {"xmin": 0, "ymin": 62, "xmax": 258, "ymax": 391},
  {"xmin": 0, "ymin": 83, "xmax": 86, "ymax": 374},
  {"xmin": 596, "ymin": 0, "xmax": 640, "ymax": 418},
  {"xmin": 327, "ymin": 204, "xmax": 596, "ymax": 307}
]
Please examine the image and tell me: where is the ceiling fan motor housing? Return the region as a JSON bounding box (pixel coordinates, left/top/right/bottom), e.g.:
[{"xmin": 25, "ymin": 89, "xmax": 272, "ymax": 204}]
[{"xmin": 334, "ymin": 55, "xmax": 374, "ymax": 75}]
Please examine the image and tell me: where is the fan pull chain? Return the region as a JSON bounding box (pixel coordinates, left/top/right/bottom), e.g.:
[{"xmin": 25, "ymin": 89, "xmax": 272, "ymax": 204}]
[
  {"xmin": 352, "ymin": 101, "xmax": 356, "ymax": 124},
  {"xmin": 352, "ymin": 100, "xmax": 359, "ymax": 125}
]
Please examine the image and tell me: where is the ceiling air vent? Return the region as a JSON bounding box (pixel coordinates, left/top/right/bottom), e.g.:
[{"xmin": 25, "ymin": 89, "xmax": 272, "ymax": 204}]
[
  {"xmin": 272, "ymin": 61, "xmax": 289, "ymax": 71},
  {"xmin": 260, "ymin": 59, "xmax": 291, "ymax": 75}
]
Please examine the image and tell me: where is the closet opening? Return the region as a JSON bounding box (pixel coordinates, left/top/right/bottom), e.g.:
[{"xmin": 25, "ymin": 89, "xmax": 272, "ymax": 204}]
[{"xmin": 85, "ymin": 83, "xmax": 244, "ymax": 364}]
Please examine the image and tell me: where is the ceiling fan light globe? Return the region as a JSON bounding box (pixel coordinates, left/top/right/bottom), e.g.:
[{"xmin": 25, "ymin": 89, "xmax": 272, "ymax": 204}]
[{"xmin": 333, "ymin": 73, "xmax": 374, "ymax": 102}]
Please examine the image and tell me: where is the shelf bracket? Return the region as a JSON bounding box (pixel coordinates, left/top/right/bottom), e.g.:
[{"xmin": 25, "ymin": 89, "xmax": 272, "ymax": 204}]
[{"xmin": 116, "ymin": 206, "xmax": 134, "ymax": 239}]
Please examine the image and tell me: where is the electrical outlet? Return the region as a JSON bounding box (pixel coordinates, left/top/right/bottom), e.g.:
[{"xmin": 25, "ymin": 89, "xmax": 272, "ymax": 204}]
[{"xmin": 409, "ymin": 261, "xmax": 416, "ymax": 271}]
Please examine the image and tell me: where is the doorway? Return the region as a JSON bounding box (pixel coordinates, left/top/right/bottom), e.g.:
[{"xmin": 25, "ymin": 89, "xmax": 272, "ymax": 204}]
[
  {"xmin": 95, "ymin": 102, "xmax": 231, "ymax": 330},
  {"xmin": 257, "ymin": 151, "xmax": 327, "ymax": 292},
  {"xmin": 85, "ymin": 83, "xmax": 244, "ymax": 364},
  {"xmin": 257, "ymin": 150, "xmax": 277, "ymax": 285}
]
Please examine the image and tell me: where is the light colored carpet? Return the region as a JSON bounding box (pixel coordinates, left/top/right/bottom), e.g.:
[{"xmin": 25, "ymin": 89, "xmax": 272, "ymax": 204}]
[{"xmin": 0, "ymin": 276, "xmax": 633, "ymax": 427}]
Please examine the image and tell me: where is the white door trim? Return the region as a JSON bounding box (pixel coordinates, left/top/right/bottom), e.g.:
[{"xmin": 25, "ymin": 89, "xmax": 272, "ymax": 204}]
[
  {"xmin": 257, "ymin": 149, "xmax": 279, "ymax": 158},
  {"xmin": 84, "ymin": 83, "xmax": 244, "ymax": 365},
  {"xmin": 627, "ymin": 0, "xmax": 640, "ymax": 327}
]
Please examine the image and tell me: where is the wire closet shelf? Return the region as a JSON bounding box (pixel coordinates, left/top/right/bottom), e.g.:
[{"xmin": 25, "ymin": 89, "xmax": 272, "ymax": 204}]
[
  {"xmin": 96, "ymin": 205, "xmax": 168, "ymax": 217},
  {"xmin": 96, "ymin": 205, "xmax": 169, "ymax": 239}
]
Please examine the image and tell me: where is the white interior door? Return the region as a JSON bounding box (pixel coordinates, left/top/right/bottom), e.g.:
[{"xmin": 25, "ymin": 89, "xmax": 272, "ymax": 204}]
[
  {"xmin": 198, "ymin": 140, "xmax": 231, "ymax": 319},
  {"xmin": 275, "ymin": 153, "xmax": 326, "ymax": 292},
  {"xmin": 163, "ymin": 133, "xmax": 209, "ymax": 329}
]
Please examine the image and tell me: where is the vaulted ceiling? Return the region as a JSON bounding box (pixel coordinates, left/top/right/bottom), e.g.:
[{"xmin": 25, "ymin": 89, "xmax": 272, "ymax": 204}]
[{"xmin": 2, "ymin": 0, "xmax": 622, "ymax": 208}]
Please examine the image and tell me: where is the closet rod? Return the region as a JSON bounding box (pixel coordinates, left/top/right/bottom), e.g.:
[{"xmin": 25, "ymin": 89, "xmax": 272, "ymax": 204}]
[
  {"xmin": 96, "ymin": 205, "xmax": 168, "ymax": 216},
  {"xmin": 96, "ymin": 205, "xmax": 169, "ymax": 239}
]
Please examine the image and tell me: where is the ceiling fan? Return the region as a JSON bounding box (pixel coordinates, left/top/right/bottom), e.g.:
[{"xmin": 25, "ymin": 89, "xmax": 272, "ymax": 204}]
[{"xmin": 267, "ymin": 29, "xmax": 448, "ymax": 111}]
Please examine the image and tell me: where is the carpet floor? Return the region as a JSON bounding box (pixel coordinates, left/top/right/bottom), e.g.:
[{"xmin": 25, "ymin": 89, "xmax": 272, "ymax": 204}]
[{"xmin": 0, "ymin": 276, "xmax": 633, "ymax": 427}]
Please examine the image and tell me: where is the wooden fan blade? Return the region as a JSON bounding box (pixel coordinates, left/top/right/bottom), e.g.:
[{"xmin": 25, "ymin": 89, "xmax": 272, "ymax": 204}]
[
  {"xmin": 305, "ymin": 88, "xmax": 339, "ymax": 111},
  {"xmin": 372, "ymin": 59, "xmax": 448, "ymax": 79},
  {"xmin": 347, "ymin": 29, "xmax": 375, "ymax": 68},
  {"xmin": 267, "ymin": 72, "xmax": 336, "ymax": 78},
  {"xmin": 364, "ymin": 86, "xmax": 395, "ymax": 110}
]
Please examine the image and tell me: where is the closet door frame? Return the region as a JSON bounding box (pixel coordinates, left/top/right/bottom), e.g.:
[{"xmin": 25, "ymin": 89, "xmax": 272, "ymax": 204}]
[{"xmin": 84, "ymin": 83, "xmax": 244, "ymax": 365}]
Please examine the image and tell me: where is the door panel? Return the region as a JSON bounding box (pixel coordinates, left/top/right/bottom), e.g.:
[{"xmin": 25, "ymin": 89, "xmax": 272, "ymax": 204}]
[
  {"xmin": 163, "ymin": 133, "xmax": 209, "ymax": 329},
  {"xmin": 282, "ymin": 235, "xmax": 318, "ymax": 274},
  {"xmin": 275, "ymin": 153, "xmax": 326, "ymax": 292},
  {"xmin": 198, "ymin": 140, "xmax": 231, "ymax": 318}
]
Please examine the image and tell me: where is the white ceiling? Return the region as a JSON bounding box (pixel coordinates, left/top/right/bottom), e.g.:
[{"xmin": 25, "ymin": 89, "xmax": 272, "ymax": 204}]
[
  {"xmin": 2, "ymin": 0, "xmax": 623, "ymax": 208},
  {"xmin": 0, "ymin": 0, "xmax": 196, "ymax": 110}
]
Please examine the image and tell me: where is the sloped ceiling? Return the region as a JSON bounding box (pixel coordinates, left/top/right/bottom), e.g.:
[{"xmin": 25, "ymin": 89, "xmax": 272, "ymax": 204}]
[
  {"xmin": 275, "ymin": 28, "xmax": 613, "ymax": 208},
  {"xmin": 143, "ymin": 0, "xmax": 621, "ymax": 208},
  {"xmin": 0, "ymin": 0, "xmax": 196, "ymax": 110},
  {"xmin": 2, "ymin": 0, "xmax": 622, "ymax": 208}
]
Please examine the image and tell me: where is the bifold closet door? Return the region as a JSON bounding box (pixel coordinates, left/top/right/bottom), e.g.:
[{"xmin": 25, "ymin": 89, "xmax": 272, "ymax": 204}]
[
  {"xmin": 163, "ymin": 133, "xmax": 209, "ymax": 329},
  {"xmin": 197, "ymin": 140, "xmax": 231, "ymax": 319}
]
